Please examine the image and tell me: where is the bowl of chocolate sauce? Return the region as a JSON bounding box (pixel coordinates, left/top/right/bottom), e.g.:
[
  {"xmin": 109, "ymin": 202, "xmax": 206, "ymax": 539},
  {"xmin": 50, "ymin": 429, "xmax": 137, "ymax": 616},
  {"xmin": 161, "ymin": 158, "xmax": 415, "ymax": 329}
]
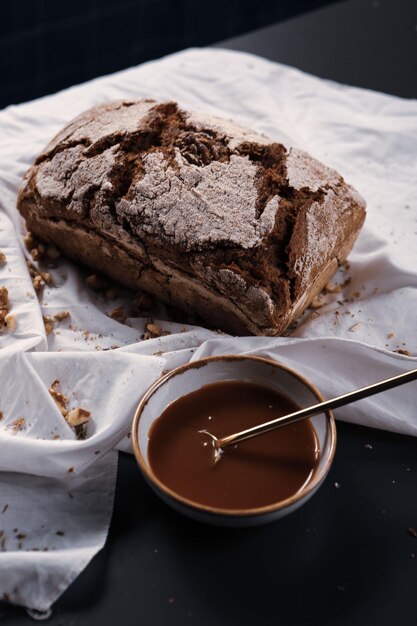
[{"xmin": 132, "ymin": 355, "xmax": 336, "ymax": 527}]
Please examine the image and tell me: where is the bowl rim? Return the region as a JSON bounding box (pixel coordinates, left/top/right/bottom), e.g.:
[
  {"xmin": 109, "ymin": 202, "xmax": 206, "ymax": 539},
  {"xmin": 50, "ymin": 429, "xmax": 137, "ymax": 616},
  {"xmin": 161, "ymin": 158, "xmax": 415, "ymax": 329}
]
[{"xmin": 132, "ymin": 354, "xmax": 337, "ymax": 518}]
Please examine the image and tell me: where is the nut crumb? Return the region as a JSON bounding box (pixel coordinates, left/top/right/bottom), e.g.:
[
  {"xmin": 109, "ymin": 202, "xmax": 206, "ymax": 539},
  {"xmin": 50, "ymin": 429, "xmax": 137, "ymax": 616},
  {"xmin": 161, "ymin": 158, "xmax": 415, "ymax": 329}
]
[
  {"xmin": 33, "ymin": 275, "xmax": 44, "ymax": 292},
  {"xmin": 143, "ymin": 321, "xmax": 169, "ymax": 340},
  {"xmin": 12, "ymin": 417, "xmax": 26, "ymax": 433},
  {"xmin": 0, "ymin": 251, "xmax": 6, "ymax": 266},
  {"xmin": 364, "ymin": 443, "xmax": 373, "ymax": 450},
  {"xmin": 408, "ymin": 527, "xmax": 417, "ymax": 538},
  {"xmin": 24, "ymin": 232, "xmax": 36, "ymax": 251},
  {"xmin": 67, "ymin": 467, "xmax": 74, "ymax": 474},
  {"xmin": 349, "ymin": 323, "xmax": 361, "ymax": 332},
  {"xmin": 334, "ymin": 482, "xmax": 341, "ymax": 489},
  {"xmin": 5, "ymin": 314, "xmax": 16, "ymax": 332},
  {"xmin": 48, "ymin": 379, "xmax": 68, "ymax": 416},
  {"xmin": 43, "ymin": 317, "xmax": 54, "ymax": 335},
  {"xmin": 387, "ymin": 332, "xmax": 395, "ymax": 339},
  {"xmin": 54, "ymin": 311, "xmax": 70, "ymax": 322},
  {"xmin": 0, "ymin": 286, "xmax": 8, "ymax": 307},
  {"xmin": 66, "ymin": 407, "xmax": 91, "ymax": 427},
  {"xmin": 30, "ymin": 247, "xmax": 43, "ymax": 261},
  {"xmin": 394, "ymin": 349, "xmax": 412, "ymax": 357},
  {"xmin": 310, "ymin": 295, "xmax": 326, "ymax": 309},
  {"xmin": 325, "ymin": 281, "xmax": 342, "ymax": 294},
  {"xmin": 109, "ymin": 306, "xmax": 125, "ymax": 322}
]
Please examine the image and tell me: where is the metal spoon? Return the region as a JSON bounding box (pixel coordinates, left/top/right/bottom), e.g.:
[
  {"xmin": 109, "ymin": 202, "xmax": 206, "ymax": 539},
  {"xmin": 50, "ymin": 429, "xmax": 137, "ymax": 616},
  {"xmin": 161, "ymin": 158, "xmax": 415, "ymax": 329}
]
[{"xmin": 199, "ymin": 367, "xmax": 417, "ymax": 462}]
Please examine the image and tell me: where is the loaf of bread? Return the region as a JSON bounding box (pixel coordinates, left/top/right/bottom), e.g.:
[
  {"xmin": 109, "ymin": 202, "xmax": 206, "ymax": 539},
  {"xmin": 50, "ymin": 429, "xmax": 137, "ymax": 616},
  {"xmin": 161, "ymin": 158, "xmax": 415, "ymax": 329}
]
[{"xmin": 17, "ymin": 99, "xmax": 366, "ymax": 335}]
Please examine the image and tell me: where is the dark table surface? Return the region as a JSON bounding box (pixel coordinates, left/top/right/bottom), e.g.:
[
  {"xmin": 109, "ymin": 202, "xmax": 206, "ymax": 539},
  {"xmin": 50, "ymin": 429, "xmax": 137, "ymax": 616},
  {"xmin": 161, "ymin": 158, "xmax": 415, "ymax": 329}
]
[{"xmin": 4, "ymin": 0, "xmax": 417, "ymax": 624}]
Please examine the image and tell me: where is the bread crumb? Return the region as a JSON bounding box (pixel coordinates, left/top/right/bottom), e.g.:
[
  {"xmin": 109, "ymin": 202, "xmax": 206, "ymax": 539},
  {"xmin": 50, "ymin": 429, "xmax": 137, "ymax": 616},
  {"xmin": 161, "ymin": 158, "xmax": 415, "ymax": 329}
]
[{"xmin": 387, "ymin": 332, "xmax": 395, "ymax": 339}]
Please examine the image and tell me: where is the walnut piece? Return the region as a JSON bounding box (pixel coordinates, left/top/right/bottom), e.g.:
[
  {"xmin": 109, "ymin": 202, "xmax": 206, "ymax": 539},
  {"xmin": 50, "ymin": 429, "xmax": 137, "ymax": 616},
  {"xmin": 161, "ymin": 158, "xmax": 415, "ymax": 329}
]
[
  {"xmin": 66, "ymin": 408, "xmax": 91, "ymax": 427},
  {"xmin": 0, "ymin": 287, "xmax": 11, "ymax": 332},
  {"xmin": 143, "ymin": 321, "xmax": 167, "ymax": 340},
  {"xmin": 48, "ymin": 379, "xmax": 92, "ymax": 439},
  {"xmin": 310, "ymin": 295, "xmax": 326, "ymax": 309},
  {"xmin": 48, "ymin": 379, "xmax": 68, "ymax": 416},
  {"xmin": 54, "ymin": 311, "xmax": 70, "ymax": 322},
  {"xmin": 109, "ymin": 306, "xmax": 125, "ymax": 322},
  {"xmin": 0, "ymin": 286, "xmax": 8, "ymax": 307},
  {"xmin": 5, "ymin": 314, "xmax": 17, "ymax": 332},
  {"xmin": 24, "ymin": 232, "xmax": 36, "ymax": 252}
]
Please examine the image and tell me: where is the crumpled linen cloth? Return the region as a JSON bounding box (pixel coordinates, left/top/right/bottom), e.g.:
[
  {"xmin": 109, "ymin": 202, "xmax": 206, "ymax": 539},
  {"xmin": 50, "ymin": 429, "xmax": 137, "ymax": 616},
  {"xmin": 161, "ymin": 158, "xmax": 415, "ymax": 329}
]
[{"xmin": 0, "ymin": 47, "xmax": 416, "ymax": 613}]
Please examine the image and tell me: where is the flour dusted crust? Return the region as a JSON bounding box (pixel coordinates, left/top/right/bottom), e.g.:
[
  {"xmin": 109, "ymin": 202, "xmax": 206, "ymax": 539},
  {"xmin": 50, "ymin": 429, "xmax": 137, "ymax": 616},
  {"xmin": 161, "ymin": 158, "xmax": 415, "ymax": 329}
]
[{"xmin": 17, "ymin": 99, "xmax": 366, "ymax": 335}]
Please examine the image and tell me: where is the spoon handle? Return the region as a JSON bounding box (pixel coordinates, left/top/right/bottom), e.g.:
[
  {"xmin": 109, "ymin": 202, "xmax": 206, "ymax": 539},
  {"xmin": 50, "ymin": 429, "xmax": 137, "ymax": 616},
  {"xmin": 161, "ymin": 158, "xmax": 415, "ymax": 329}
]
[{"xmin": 217, "ymin": 367, "xmax": 417, "ymax": 449}]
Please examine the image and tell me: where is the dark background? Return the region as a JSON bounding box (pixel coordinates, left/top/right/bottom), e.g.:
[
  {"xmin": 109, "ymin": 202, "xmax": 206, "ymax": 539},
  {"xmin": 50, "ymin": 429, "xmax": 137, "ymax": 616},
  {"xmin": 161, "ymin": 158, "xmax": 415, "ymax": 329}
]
[{"xmin": 0, "ymin": 0, "xmax": 341, "ymax": 109}]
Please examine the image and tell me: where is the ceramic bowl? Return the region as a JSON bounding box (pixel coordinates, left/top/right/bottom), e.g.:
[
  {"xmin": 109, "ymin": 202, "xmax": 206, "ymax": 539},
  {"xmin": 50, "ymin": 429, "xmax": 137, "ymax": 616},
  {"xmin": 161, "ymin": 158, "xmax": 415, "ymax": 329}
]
[{"xmin": 132, "ymin": 355, "xmax": 336, "ymax": 527}]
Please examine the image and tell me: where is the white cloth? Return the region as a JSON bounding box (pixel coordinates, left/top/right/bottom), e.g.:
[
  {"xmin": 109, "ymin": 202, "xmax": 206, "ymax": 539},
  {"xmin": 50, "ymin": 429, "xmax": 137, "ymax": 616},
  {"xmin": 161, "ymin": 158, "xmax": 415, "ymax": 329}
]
[{"xmin": 0, "ymin": 47, "xmax": 416, "ymax": 613}]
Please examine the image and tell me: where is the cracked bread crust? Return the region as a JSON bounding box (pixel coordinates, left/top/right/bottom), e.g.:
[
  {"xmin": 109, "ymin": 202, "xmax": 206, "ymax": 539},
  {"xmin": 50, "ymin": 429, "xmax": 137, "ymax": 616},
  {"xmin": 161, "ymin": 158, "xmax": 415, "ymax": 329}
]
[{"xmin": 17, "ymin": 99, "xmax": 366, "ymax": 335}]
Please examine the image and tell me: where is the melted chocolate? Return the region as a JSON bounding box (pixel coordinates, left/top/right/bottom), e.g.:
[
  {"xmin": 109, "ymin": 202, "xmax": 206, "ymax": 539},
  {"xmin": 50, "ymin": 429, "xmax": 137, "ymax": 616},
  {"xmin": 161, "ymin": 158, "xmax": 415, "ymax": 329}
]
[{"xmin": 148, "ymin": 381, "xmax": 319, "ymax": 510}]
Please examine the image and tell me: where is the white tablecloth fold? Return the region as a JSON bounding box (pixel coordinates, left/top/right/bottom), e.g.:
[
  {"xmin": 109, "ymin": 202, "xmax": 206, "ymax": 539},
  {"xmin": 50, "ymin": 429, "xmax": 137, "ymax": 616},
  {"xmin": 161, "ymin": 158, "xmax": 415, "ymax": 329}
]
[{"xmin": 0, "ymin": 47, "xmax": 416, "ymax": 613}]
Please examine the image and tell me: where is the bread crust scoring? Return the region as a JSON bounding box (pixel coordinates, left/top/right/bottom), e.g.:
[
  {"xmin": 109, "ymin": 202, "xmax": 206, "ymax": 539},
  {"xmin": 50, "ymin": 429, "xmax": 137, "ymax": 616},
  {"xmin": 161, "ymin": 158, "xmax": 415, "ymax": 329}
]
[{"xmin": 17, "ymin": 99, "xmax": 366, "ymax": 335}]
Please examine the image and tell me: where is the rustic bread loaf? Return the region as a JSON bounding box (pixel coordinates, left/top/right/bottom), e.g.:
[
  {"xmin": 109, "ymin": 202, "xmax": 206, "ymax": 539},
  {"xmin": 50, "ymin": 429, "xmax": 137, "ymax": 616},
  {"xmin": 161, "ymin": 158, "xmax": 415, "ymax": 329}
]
[{"xmin": 17, "ymin": 99, "xmax": 366, "ymax": 335}]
